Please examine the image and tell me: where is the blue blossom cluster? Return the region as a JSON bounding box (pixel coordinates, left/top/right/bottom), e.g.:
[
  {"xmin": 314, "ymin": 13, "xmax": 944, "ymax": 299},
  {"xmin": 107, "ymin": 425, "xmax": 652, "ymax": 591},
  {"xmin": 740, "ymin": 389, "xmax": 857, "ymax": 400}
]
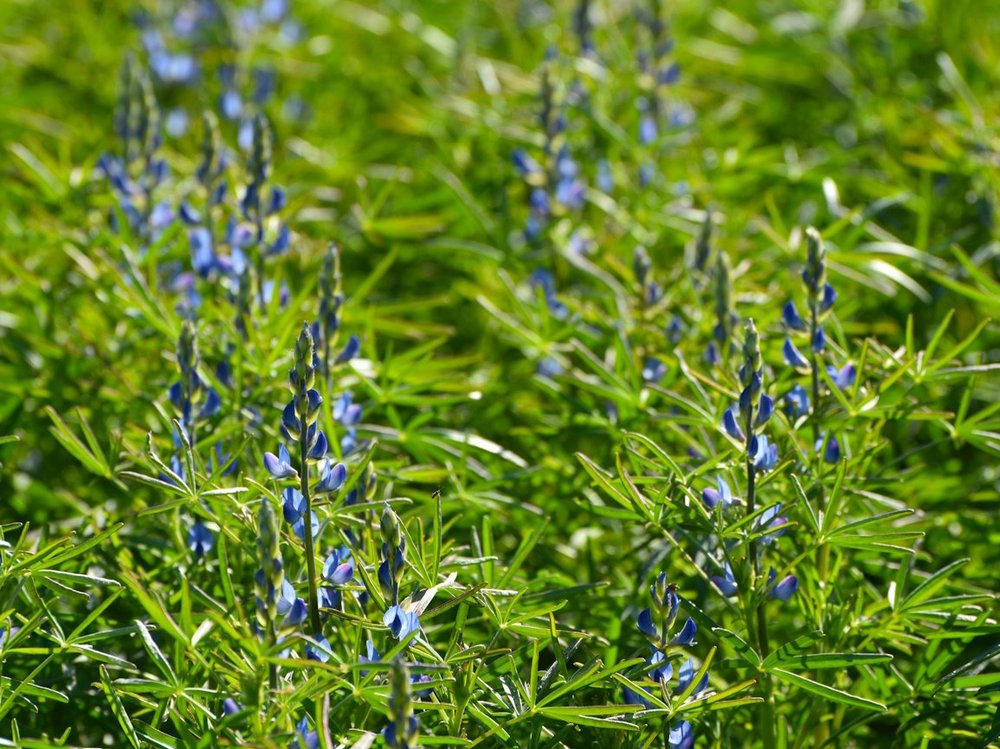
[
  {"xmin": 379, "ymin": 504, "xmax": 420, "ymax": 641},
  {"xmin": 512, "ymin": 54, "xmax": 586, "ymax": 243},
  {"xmin": 625, "ymin": 571, "xmax": 702, "ymax": 748},
  {"xmin": 782, "ymin": 228, "xmax": 854, "ymax": 463},
  {"xmin": 633, "ymin": 0, "xmax": 692, "ymax": 186},
  {"xmin": 99, "ymin": 58, "xmax": 172, "ymax": 245},
  {"xmin": 713, "ymin": 321, "xmax": 798, "ymax": 601},
  {"xmin": 721, "ymin": 320, "xmax": 776, "ymax": 467},
  {"xmin": 264, "ymin": 324, "xmax": 352, "ymax": 647},
  {"xmin": 137, "ymin": 0, "xmax": 297, "ymax": 139}
]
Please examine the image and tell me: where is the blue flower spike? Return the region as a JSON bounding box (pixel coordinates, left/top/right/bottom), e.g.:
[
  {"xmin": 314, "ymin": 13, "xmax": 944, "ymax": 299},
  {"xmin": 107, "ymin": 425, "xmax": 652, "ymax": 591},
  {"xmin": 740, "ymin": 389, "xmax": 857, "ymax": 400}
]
[{"xmin": 636, "ymin": 572, "xmax": 696, "ymax": 650}]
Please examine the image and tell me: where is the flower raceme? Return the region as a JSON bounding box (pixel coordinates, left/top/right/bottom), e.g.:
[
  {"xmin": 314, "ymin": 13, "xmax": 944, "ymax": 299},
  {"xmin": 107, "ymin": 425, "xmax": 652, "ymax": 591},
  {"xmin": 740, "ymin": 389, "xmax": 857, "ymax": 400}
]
[
  {"xmin": 635, "ymin": 572, "xmax": 697, "ymax": 651},
  {"xmin": 627, "ymin": 571, "xmax": 703, "ymax": 748},
  {"xmin": 379, "ymin": 504, "xmax": 421, "ymax": 641},
  {"xmin": 262, "ymin": 324, "xmax": 351, "ymax": 636},
  {"xmin": 781, "ymin": 227, "xmax": 854, "ymax": 462}
]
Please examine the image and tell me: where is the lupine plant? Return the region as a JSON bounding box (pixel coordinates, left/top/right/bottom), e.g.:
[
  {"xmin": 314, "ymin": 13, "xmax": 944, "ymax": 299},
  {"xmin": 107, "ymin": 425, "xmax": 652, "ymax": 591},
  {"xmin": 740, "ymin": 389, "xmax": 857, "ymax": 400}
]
[{"xmin": 2, "ymin": 0, "xmax": 999, "ymax": 747}]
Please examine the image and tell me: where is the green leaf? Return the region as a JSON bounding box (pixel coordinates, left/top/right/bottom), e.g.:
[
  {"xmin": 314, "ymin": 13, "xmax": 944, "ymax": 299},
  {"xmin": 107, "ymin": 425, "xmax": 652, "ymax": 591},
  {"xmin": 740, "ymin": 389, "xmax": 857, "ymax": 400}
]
[
  {"xmin": 537, "ymin": 705, "xmax": 640, "ymax": 731},
  {"xmin": 771, "ymin": 668, "xmax": 886, "ymax": 711},
  {"xmin": 99, "ymin": 666, "xmax": 142, "ymax": 749},
  {"xmin": 712, "ymin": 628, "xmax": 762, "ymax": 668}
]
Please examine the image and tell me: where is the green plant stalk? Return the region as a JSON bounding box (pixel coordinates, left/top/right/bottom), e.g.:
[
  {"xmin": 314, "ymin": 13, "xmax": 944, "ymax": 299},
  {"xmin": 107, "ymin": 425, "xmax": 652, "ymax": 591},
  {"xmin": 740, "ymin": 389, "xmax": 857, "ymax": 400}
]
[
  {"xmin": 267, "ymin": 618, "xmax": 278, "ymax": 691},
  {"xmin": 299, "ymin": 432, "xmax": 322, "ymax": 634},
  {"xmin": 809, "ymin": 304, "xmax": 830, "ymax": 599},
  {"xmin": 745, "ymin": 409, "xmax": 776, "ymax": 749},
  {"xmin": 809, "ymin": 302, "xmax": 831, "ymax": 746}
]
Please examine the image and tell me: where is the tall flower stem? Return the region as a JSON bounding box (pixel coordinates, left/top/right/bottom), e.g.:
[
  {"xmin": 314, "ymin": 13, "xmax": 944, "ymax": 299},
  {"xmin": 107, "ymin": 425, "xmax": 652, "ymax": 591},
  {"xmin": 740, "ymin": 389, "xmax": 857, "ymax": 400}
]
[
  {"xmin": 298, "ymin": 435, "xmax": 322, "ymax": 634},
  {"xmin": 746, "ymin": 452, "xmax": 777, "ymax": 749},
  {"xmin": 267, "ymin": 620, "xmax": 278, "ymax": 690},
  {"xmin": 809, "ymin": 298, "xmax": 830, "ymax": 602},
  {"xmin": 741, "ymin": 319, "xmax": 776, "ymax": 749}
]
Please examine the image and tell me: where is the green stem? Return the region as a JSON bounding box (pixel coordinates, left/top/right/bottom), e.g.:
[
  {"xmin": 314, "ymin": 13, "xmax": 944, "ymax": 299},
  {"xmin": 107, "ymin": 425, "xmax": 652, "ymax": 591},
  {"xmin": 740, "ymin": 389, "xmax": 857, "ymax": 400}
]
[
  {"xmin": 299, "ymin": 434, "xmax": 322, "ymax": 634},
  {"xmin": 809, "ymin": 306, "xmax": 831, "ymax": 744},
  {"xmin": 745, "ymin": 411, "xmax": 776, "ymax": 749},
  {"xmin": 267, "ymin": 618, "xmax": 278, "ymax": 691},
  {"xmin": 809, "ymin": 305, "xmax": 829, "ymax": 598}
]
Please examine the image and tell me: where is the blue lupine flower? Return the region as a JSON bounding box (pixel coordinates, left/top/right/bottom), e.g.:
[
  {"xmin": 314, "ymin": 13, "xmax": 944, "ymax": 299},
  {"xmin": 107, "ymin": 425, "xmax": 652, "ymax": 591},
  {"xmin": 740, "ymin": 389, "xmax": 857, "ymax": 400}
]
[
  {"xmin": 767, "ymin": 567, "xmax": 799, "ymax": 600},
  {"xmin": 284, "ymin": 597, "xmax": 308, "ymax": 627},
  {"xmin": 529, "ymin": 269, "xmax": 570, "ymax": 319},
  {"xmin": 333, "ymin": 392, "xmax": 362, "ymax": 425},
  {"xmin": 756, "ymin": 504, "xmax": 788, "ymax": 544},
  {"xmin": 293, "ymin": 716, "xmax": 319, "ymax": 749},
  {"xmin": 671, "ymin": 617, "xmax": 697, "ymax": 646},
  {"xmin": 265, "ymin": 444, "xmax": 297, "ymax": 479},
  {"xmin": 820, "ymin": 282, "xmax": 837, "ymax": 312},
  {"xmin": 639, "ymin": 113, "xmax": 658, "ymax": 145},
  {"xmin": 813, "ymin": 325, "xmax": 826, "ymax": 353},
  {"xmin": 412, "ymin": 673, "xmax": 434, "ymax": 701},
  {"xmin": 323, "ymin": 547, "xmax": 354, "ymax": 585},
  {"xmin": 537, "ymin": 357, "xmax": 563, "ymax": 378},
  {"xmin": 292, "ymin": 510, "xmax": 320, "ymax": 543},
  {"xmin": 702, "ymin": 476, "xmax": 738, "ymax": 510},
  {"xmin": 722, "ymin": 406, "xmax": 745, "ymax": 442},
  {"xmin": 667, "ymin": 315, "xmax": 684, "ymax": 344},
  {"xmin": 187, "ymin": 521, "xmax": 214, "ymax": 558},
  {"xmin": 827, "ymin": 363, "xmax": 856, "ymax": 389},
  {"xmin": 649, "ymin": 649, "xmax": 673, "ymax": 683},
  {"xmin": 669, "ymin": 721, "xmax": 694, "ymax": 749},
  {"xmin": 710, "ymin": 561, "xmax": 738, "ymax": 597},
  {"xmin": 782, "ymin": 301, "xmax": 807, "ymax": 330},
  {"xmin": 168, "ymin": 320, "xmax": 221, "ymax": 444},
  {"xmin": 335, "ymin": 334, "xmax": 360, "ymax": 365},
  {"xmin": 676, "ymin": 657, "xmax": 709, "ymax": 694},
  {"xmin": 315, "ymin": 460, "xmax": 347, "ymax": 494},
  {"xmin": 636, "ymin": 572, "xmax": 695, "ymax": 650},
  {"xmin": 384, "ymin": 605, "xmax": 421, "ymax": 640},
  {"xmin": 783, "ymin": 338, "xmax": 810, "ymax": 370},
  {"xmin": 645, "ymin": 281, "xmax": 663, "ymax": 306},
  {"xmin": 359, "ymin": 639, "xmax": 380, "ymax": 675},
  {"xmin": 751, "ymin": 434, "xmax": 778, "ymax": 471},
  {"xmin": 705, "ymin": 341, "xmax": 721, "ymax": 366},
  {"xmin": 190, "ymin": 227, "xmax": 215, "ymax": 277},
  {"xmin": 642, "ymin": 357, "xmax": 666, "ymax": 384},
  {"xmin": 754, "ymin": 394, "xmax": 774, "ymax": 429},
  {"xmin": 784, "ymin": 384, "xmax": 810, "ymax": 417},
  {"xmin": 817, "ymin": 434, "xmax": 841, "ymax": 464},
  {"xmin": 222, "ymin": 697, "xmax": 240, "ymax": 717},
  {"xmin": 282, "ymin": 487, "xmax": 306, "ymax": 524},
  {"xmin": 512, "ymin": 148, "xmax": 541, "ymax": 177},
  {"xmin": 305, "ymin": 634, "xmax": 332, "ymax": 662}
]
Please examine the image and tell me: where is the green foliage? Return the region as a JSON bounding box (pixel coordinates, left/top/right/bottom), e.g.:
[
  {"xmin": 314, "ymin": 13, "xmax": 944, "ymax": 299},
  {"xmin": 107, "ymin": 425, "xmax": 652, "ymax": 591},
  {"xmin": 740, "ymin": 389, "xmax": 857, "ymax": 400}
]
[{"xmin": 0, "ymin": 0, "xmax": 998, "ymax": 747}]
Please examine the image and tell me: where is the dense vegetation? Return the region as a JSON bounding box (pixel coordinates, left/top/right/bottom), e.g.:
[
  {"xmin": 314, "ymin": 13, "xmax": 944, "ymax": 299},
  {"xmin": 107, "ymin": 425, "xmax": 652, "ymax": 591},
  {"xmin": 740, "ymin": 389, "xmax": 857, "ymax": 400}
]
[{"xmin": 1, "ymin": 0, "xmax": 998, "ymax": 746}]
